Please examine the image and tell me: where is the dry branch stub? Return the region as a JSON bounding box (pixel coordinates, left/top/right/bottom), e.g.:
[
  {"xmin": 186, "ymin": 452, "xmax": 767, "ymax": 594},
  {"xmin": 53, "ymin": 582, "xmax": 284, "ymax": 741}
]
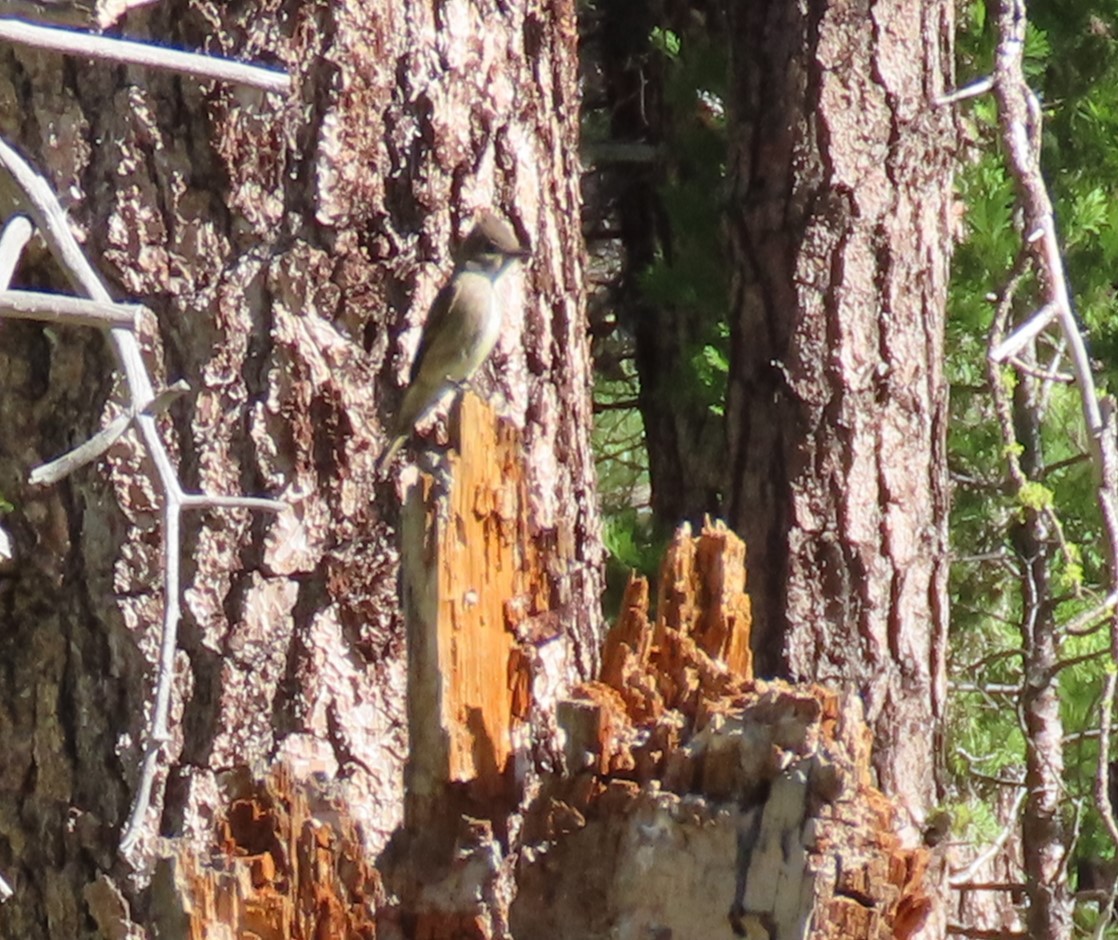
[{"xmin": 400, "ymin": 392, "xmax": 554, "ymax": 816}]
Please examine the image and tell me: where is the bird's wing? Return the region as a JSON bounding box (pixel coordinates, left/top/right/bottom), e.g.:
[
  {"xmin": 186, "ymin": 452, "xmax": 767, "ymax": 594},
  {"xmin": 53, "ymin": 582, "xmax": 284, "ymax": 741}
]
[{"xmin": 409, "ymin": 280, "xmax": 461, "ymax": 383}]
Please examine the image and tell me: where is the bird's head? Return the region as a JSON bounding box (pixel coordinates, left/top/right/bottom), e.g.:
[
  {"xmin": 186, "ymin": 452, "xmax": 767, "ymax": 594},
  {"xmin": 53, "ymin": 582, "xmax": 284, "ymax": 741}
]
[{"xmin": 457, "ymin": 211, "xmax": 531, "ymax": 277}]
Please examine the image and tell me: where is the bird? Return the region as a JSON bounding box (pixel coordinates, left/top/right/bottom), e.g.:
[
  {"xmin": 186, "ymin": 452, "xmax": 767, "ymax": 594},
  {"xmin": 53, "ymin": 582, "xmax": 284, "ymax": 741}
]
[{"xmin": 376, "ymin": 212, "xmax": 530, "ymax": 472}]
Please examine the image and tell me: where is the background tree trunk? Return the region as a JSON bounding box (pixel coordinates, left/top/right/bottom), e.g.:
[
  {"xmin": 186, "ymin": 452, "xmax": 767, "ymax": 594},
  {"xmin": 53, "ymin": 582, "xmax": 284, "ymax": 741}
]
[
  {"xmin": 0, "ymin": 0, "xmax": 600, "ymax": 934},
  {"xmin": 585, "ymin": 0, "xmax": 727, "ymax": 528},
  {"xmin": 724, "ymin": 0, "xmax": 954, "ymax": 826}
]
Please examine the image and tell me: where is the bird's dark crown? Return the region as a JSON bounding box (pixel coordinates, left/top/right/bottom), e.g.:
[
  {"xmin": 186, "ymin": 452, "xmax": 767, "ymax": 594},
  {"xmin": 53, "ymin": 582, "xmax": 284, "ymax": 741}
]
[{"xmin": 458, "ymin": 211, "xmax": 530, "ymax": 266}]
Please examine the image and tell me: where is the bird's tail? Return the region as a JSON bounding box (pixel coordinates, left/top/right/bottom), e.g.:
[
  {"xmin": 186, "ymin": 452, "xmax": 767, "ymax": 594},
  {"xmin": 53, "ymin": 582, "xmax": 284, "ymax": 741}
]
[
  {"xmin": 374, "ymin": 433, "xmax": 406, "ymax": 474},
  {"xmin": 375, "ymin": 378, "xmax": 446, "ymax": 473}
]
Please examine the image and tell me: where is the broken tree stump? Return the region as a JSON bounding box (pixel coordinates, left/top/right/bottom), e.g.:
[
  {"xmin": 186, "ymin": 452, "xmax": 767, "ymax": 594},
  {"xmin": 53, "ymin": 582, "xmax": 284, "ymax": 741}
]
[{"xmin": 152, "ymin": 468, "xmax": 938, "ymax": 939}]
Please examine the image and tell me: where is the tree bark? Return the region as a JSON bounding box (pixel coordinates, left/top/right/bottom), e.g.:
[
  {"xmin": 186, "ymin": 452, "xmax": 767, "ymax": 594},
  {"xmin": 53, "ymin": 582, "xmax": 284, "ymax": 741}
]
[
  {"xmin": 0, "ymin": 0, "xmax": 599, "ymax": 934},
  {"xmin": 724, "ymin": 0, "xmax": 954, "ymax": 827}
]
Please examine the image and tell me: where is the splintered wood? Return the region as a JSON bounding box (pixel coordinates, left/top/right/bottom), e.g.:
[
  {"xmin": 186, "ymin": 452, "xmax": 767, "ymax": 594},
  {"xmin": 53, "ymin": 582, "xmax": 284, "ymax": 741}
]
[
  {"xmin": 169, "ymin": 511, "xmax": 936, "ymax": 939},
  {"xmin": 400, "ymin": 392, "xmax": 550, "ymax": 809},
  {"xmin": 154, "ymin": 765, "xmax": 381, "ymax": 940},
  {"xmin": 515, "ymin": 521, "xmax": 936, "ymax": 940}
]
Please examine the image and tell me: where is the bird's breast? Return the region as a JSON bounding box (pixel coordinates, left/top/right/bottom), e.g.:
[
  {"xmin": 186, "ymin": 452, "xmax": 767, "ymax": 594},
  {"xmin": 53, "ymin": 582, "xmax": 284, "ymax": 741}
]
[{"xmin": 453, "ymin": 274, "xmax": 503, "ymax": 377}]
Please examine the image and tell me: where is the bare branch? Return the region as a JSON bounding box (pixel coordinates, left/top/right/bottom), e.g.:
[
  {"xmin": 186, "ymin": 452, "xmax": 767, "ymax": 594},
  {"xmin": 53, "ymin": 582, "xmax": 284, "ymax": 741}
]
[
  {"xmin": 1040, "ymin": 452, "xmax": 1089, "ymax": 478},
  {"xmin": 953, "ymin": 683, "xmax": 1021, "ymax": 695},
  {"xmin": 0, "ymin": 288, "xmax": 140, "ymax": 329},
  {"xmin": 989, "ymin": 301, "xmax": 1058, "ymax": 363},
  {"xmin": 29, "ymin": 413, "xmax": 131, "ymax": 486},
  {"xmin": 29, "ymin": 381, "xmax": 189, "ymax": 486},
  {"xmin": 994, "ymin": 16, "xmax": 1118, "ymax": 897},
  {"xmin": 950, "ymin": 785, "xmax": 1028, "ymax": 887},
  {"xmin": 946, "ymin": 925, "xmax": 1027, "ymax": 939},
  {"xmin": 1005, "ymin": 357, "xmax": 1073, "ymax": 385},
  {"xmin": 950, "ymin": 882, "xmax": 1027, "ymax": 892},
  {"xmin": 181, "ymin": 494, "xmax": 287, "ymax": 513},
  {"xmin": 0, "ymin": 139, "xmax": 285, "ymax": 857},
  {"xmin": 1096, "ymin": 673, "xmax": 1118, "ymax": 848},
  {"xmin": 936, "ymin": 75, "xmax": 995, "ymax": 106},
  {"xmin": 1063, "ymin": 590, "xmax": 1118, "ymax": 636},
  {"xmin": 992, "ymin": 9, "xmax": 1118, "ymax": 572},
  {"xmin": 580, "ymin": 142, "xmax": 661, "ymax": 166},
  {"xmin": 1042, "ymin": 647, "xmax": 1110, "ymax": 680},
  {"xmin": 592, "ymin": 397, "xmax": 641, "ymax": 412},
  {"xmin": 0, "ymin": 17, "xmax": 290, "ymax": 93},
  {"xmin": 0, "ymin": 214, "xmax": 31, "ymax": 286}
]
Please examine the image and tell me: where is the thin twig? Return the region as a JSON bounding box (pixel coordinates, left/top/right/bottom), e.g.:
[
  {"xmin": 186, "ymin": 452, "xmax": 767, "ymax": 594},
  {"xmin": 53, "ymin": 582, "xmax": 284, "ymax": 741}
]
[
  {"xmin": 936, "ymin": 75, "xmax": 995, "ymax": 106},
  {"xmin": 30, "ymin": 413, "xmax": 131, "ymax": 486},
  {"xmin": 0, "ymin": 17, "xmax": 290, "ymax": 94},
  {"xmin": 1040, "ymin": 452, "xmax": 1089, "ymax": 479},
  {"xmin": 181, "ymin": 493, "xmax": 286, "ymax": 512},
  {"xmin": 29, "ymin": 381, "xmax": 188, "ymax": 485},
  {"xmin": 952, "ymin": 683, "xmax": 1021, "ymax": 695},
  {"xmin": 950, "ymin": 784, "xmax": 1028, "ymax": 887},
  {"xmin": 0, "ymin": 288, "xmax": 140, "ymax": 329},
  {"xmin": 0, "ymin": 214, "xmax": 32, "ymax": 285},
  {"xmin": 1097, "ymin": 673, "xmax": 1118, "ymax": 848},
  {"xmin": 1006, "ymin": 357, "xmax": 1073, "ymax": 385},
  {"xmin": 945, "ymin": 927, "xmax": 1027, "ymax": 939},
  {"xmin": 1063, "ymin": 590, "xmax": 1118, "ymax": 636},
  {"xmin": 1042, "ymin": 647, "xmax": 1110, "ymax": 681},
  {"xmin": 989, "ymin": 301, "xmax": 1058, "ymax": 362}
]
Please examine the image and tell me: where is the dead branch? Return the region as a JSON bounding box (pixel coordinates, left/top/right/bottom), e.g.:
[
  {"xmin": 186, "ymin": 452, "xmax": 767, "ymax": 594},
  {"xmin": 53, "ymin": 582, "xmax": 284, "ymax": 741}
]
[
  {"xmin": 0, "ymin": 288, "xmax": 141, "ymax": 328},
  {"xmin": 0, "ymin": 17, "xmax": 290, "ymax": 93},
  {"xmin": 991, "ymin": 0, "xmax": 1118, "ymax": 859},
  {"xmin": 990, "ymin": 302, "xmax": 1058, "ymax": 363},
  {"xmin": 936, "ymin": 75, "xmax": 994, "ymax": 106},
  {"xmin": 0, "ymin": 138, "xmax": 285, "ymax": 858},
  {"xmin": 950, "ymin": 787, "xmax": 1027, "ymax": 887},
  {"xmin": 0, "ymin": 215, "xmax": 32, "ymax": 284}
]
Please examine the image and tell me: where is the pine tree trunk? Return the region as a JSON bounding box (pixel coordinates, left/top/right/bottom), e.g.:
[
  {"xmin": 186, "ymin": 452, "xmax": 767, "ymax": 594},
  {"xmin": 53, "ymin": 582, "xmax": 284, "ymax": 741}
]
[
  {"xmin": 0, "ymin": 0, "xmax": 600, "ymax": 934},
  {"xmin": 723, "ymin": 0, "xmax": 954, "ymax": 827},
  {"xmin": 590, "ymin": 0, "xmax": 727, "ymax": 528}
]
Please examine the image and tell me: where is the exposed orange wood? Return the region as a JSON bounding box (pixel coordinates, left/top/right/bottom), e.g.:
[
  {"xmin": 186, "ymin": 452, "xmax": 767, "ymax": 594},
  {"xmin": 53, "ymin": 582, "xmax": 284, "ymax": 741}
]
[
  {"xmin": 403, "ymin": 393, "xmax": 554, "ymax": 804},
  {"xmin": 540, "ymin": 520, "xmax": 935, "ymax": 940},
  {"xmin": 167, "ymin": 764, "xmax": 381, "ymax": 939}
]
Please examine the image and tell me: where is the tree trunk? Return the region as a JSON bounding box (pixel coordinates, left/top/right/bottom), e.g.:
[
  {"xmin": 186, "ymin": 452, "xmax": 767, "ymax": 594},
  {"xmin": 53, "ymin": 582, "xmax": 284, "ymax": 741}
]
[
  {"xmin": 589, "ymin": 0, "xmax": 727, "ymax": 528},
  {"xmin": 0, "ymin": 0, "xmax": 958, "ymax": 935},
  {"xmin": 723, "ymin": 0, "xmax": 954, "ymax": 827},
  {"xmin": 0, "ymin": 0, "xmax": 600, "ymax": 935}
]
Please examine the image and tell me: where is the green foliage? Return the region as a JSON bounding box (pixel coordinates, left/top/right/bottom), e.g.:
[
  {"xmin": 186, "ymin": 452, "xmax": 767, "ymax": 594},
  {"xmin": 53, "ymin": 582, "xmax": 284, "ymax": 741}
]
[
  {"xmin": 637, "ymin": 20, "xmax": 730, "ymax": 422},
  {"xmin": 951, "ymin": 794, "xmax": 1006, "ymax": 845},
  {"xmin": 1015, "ymin": 480, "xmax": 1053, "ymax": 512},
  {"xmin": 593, "ymin": 360, "xmax": 649, "ymax": 521},
  {"xmin": 695, "ymin": 326, "xmax": 730, "ymax": 416},
  {"xmin": 948, "ymin": 1, "xmax": 1118, "ymax": 905},
  {"xmin": 649, "ymin": 26, "xmax": 680, "ymax": 60},
  {"xmin": 591, "ymin": 11, "xmax": 730, "ymax": 602},
  {"xmin": 593, "ymin": 354, "xmax": 658, "ymax": 615}
]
